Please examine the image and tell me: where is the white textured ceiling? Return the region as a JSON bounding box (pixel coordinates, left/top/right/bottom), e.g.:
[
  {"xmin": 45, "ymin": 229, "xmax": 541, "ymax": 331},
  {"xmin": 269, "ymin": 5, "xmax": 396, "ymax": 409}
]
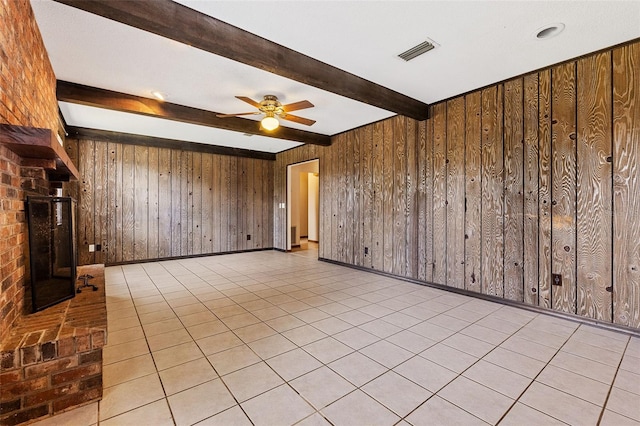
[{"xmin": 31, "ymin": 0, "xmax": 640, "ymax": 153}]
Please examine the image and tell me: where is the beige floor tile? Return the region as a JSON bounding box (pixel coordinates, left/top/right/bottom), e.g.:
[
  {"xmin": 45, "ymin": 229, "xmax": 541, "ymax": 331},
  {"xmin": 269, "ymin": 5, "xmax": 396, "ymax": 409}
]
[
  {"xmin": 561, "ymin": 338, "xmax": 624, "ymax": 366},
  {"xmin": 438, "ymin": 375, "xmax": 514, "ymax": 424},
  {"xmin": 394, "ymin": 355, "xmax": 457, "ymax": 393},
  {"xmin": 318, "ymin": 302, "xmax": 352, "ymax": 316},
  {"xmin": 107, "ymin": 325, "xmax": 145, "ymax": 346},
  {"xmin": 483, "ymin": 347, "xmax": 545, "ymax": 379},
  {"xmin": 222, "ymin": 312, "xmax": 262, "ymax": 329},
  {"xmin": 196, "ymin": 331, "xmax": 244, "ymax": 355},
  {"xmin": 103, "ymin": 354, "xmax": 156, "ymax": 388},
  {"xmin": 290, "ymin": 366, "xmax": 356, "ymax": 409},
  {"xmin": 242, "ymin": 384, "xmax": 315, "ymax": 426},
  {"xmin": 100, "ymin": 400, "xmax": 173, "ymax": 426},
  {"xmin": 333, "ymin": 327, "xmax": 380, "ymax": 350},
  {"xmin": 360, "ymin": 340, "xmax": 413, "ymax": 368},
  {"xmin": 460, "ymin": 323, "xmax": 511, "ymax": 345},
  {"xmin": 499, "ymin": 402, "xmax": 565, "ymax": 426},
  {"xmin": 234, "ymin": 322, "xmax": 277, "ymax": 343},
  {"xmin": 499, "ymin": 335, "xmax": 558, "ymax": 362},
  {"xmin": 362, "ymin": 371, "xmax": 432, "ymax": 417},
  {"xmin": 462, "ymin": 360, "xmax": 531, "ymax": 399},
  {"xmin": 426, "ymin": 314, "xmax": 472, "ymax": 332},
  {"xmin": 281, "ymin": 324, "xmax": 327, "ymax": 346},
  {"xmin": 408, "ymin": 321, "xmax": 456, "ymax": 341},
  {"xmin": 303, "ymin": 337, "xmax": 354, "ymax": 364},
  {"xmin": 139, "ymin": 309, "xmax": 178, "ymax": 325},
  {"xmin": 513, "ymin": 326, "xmax": 569, "ymax": 349},
  {"xmin": 475, "ymin": 315, "xmax": 522, "ymax": 334},
  {"xmin": 359, "ymin": 319, "xmax": 403, "ymax": 338},
  {"xmin": 420, "ymin": 343, "xmax": 478, "ymax": 373},
  {"xmin": 405, "ymin": 395, "xmax": 487, "ymax": 426},
  {"xmin": 360, "ymin": 304, "xmax": 399, "ymax": 319},
  {"xmin": 614, "ymin": 368, "xmax": 640, "ymax": 395},
  {"xmin": 621, "ymin": 353, "xmax": 640, "ymax": 375},
  {"xmin": 207, "ymin": 344, "xmax": 261, "ymax": 375},
  {"xmin": 336, "ymin": 309, "xmax": 376, "ymax": 326},
  {"xmin": 311, "ymin": 317, "xmax": 353, "ymax": 335},
  {"xmin": 549, "ymin": 351, "xmax": 617, "ymax": 383},
  {"xmin": 159, "ymin": 357, "xmax": 218, "ymax": 395},
  {"xmin": 186, "ymin": 319, "xmax": 229, "ymax": 340},
  {"xmin": 142, "ymin": 318, "xmax": 184, "ymax": 337},
  {"xmin": 600, "ymin": 410, "xmax": 640, "ymax": 426},
  {"xmin": 384, "ymin": 330, "xmax": 436, "ymax": 354},
  {"xmin": 441, "ymin": 333, "xmax": 495, "ymax": 358},
  {"xmin": 135, "ymin": 301, "xmax": 171, "ymax": 315},
  {"xmin": 252, "ymin": 306, "xmax": 289, "ymax": 321},
  {"xmin": 248, "ymin": 333, "xmax": 297, "ymax": 359},
  {"xmin": 266, "ymin": 314, "xmax": 306, "ymax": 332},
  {"xmin": 107, "ymin": 315, "xmax": 141, "ymax": 332},
  {"xmin": 147, "ymin": 327, "xmax": 193, "ymax": 352},
  {"xmin": 537, "ymin": 364, "xmax": 610, "ymax": 405},
  {"xmin": 519, "ymin": 382, "xmax": 602, "ymax": 425},
  {"xmin": 103, "ymin": 338, "xmax": 149, "ymax": 365},
  {"xmin": 606, "ymin": 386, "xmax": 640, "ymax": 421},
  {"xmin": 168, "ymin": 379, "xmax": 236, "ymax": 426},
  {"xmin": 266, "ymin": 348, "xmax": 323, "ymax": 381},
  {"xmin": 295, "ymin": 412, "xmax": 332, "ymax": 426},
  {"xmin": 222, "ymin": 362, "xmax": 284, "ymax": 402},
  {"xmin": 329, "ymin": 351, "xmax": 387, "ymax": 386},
  {"xmin": 153, "ymin": 341, "xmax": 204, "ymax": 370},
  {"xmin": 180, "ymin": 310, "xmax": 218, "ymax": 327},
  {"xmin": 322, "ymin": 390, "xmax": 400, "ymax": 426},
  {"xmin": 380, "ymin": 312, "xmax": 423, "ymax": 328},
  {"xmin": 99, "ymin": 373, "xmax": 165, "ymax": 421},
  {"xmin": 571, "ymin": 327, "xmax": 629, "ymax": 353},
  {"xmin": 196, "ymin": 405, "xmax": 252, "ymax": 426},
  {"xmin": 31, "ymin": 402, "xmax": 98, "ymax": 426},
  {"xmin": 212, "ymin": 304, "xmax": 248, "ymax": 318},
  {"xmin": 293, "ymin": 307, "xmax": 332, "ymax": 323}
]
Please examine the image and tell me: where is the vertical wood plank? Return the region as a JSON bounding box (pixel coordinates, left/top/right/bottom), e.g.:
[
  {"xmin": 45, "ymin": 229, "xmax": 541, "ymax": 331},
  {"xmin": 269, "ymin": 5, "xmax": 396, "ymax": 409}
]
[
  {"xmin": 539, "ymin": 69, "xmax": 553, "ymax": 308},
  {"xmin": 171, "ymin": 150, "xmax": 182, "ymax": 257},
  {"xmin": 181, "ymin": 151, "xmax": 190, "ymax": 256},
  {"xmin": 465, "ymin": 92, "xmax": 482, "ymax": 293},
  {"xmin": 114, "ymin": 143, "xmax": 123, "ymax": 263},
  {"xmin": 253, "ymin": 159, "xmax": 262, "ymax": 249},
  {"xmin": 394, "ymin": 116, "xmax": 407, "ymax": 277},
  {"xmin": 158, "ymin": 148, "xmax": 172, "ymax": 258},
  {"xmin": 446, "ymin": 98, "xmax": 466, "ymax": 288},
  {"xmin": 201, "ymin": 153, "xmax": 213, "ymax": 253},
  {"xmin": 147, "ymin": 147, "xmax": 159, "ymax": 260},
  {"xmin": 93, "ymin": 141, "xmax": 108, "ymax": 265},
  {"xmin": 577, "ymin": 51, "xmax": 613, "ymax": 322},
  {"xmin": 266, "ymin": 160, "xmax": 274, "ymax": 248},
  {"xmin": 551, "ymin": 62, "xmax": 577, "ymax": 314},
  {"xmin": 503, "ymin": 78, "xmax": 525, "ymax": 302},
  {"xmin": 481, "ymin": 85, "xmax": 504, "ymax": 297},
  {"xmin": 523, "ymin": 73, "xmax": 540, "ymax": 306},
  {"xmin": 424, "ymin": 113, "xmax": 434, "ymax": 283},
  {"xmin": 372, "ymin": 122, "xmax": 384, "ymax": 270},
  {"xmin": 106, "ymin": 142, "xmax": 118, "ymax": 264},
  {"xmin": 220, "ymin": 156, "xmax": 230, "ymax": 252},
  {"xmin": 345, "ymin": 132, "xmax": 355, "ymax": 264},
  {"xmin": 228, "ymin": 157, "xmax": 238, "ymax": 251},
  {"xmin": 78, "ymin": 140, "xmax": 94, "ymax": 265},
  {"xmin": 382, "ymin": 119, "xmax": 395, "ymax": 274},
  {"xmin": 121, "ymin": 144, "xmax": 135, "ymax": 261},
  {"xmin": 212, "ymin": 154, "xmax": 222, "ymax": 252},
  {"xmin": 406, "ymin": 118, "xmax": 418, "ymax": 279},
  {"xmin": 613, "ymin": 43, "xmax": 640, "ymax": 328},
  {"xmin": 192, "ymin": 152, "xmax": 202, "ymax": 255},
  {"xmin": 417, "ymin": 120, "xmax": 428, "ymax": 281},
  {"xmin": 362, "ymin": 125, "xmax": 373, "ymax": 269},
  {"xmin": 134, "ymin": 145, "xmax": 148, "ymax": 260},
  {"xmin": 246, "ymin": 159, "xmax": 255, "ymax": 250},
  {"xmin": 432, "ymin": 103, "xmax": 447, "ymax": 285},
  {"xmin": 353, "ymin": 128, "xmax": 362, "ymax": 266}
]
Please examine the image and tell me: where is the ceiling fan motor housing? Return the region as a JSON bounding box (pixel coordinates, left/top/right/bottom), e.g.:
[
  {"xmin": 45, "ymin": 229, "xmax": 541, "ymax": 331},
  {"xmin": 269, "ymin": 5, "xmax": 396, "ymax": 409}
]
[{"xmin": 261, "ymin": 95, "xmax": 284, "ymax": 116}]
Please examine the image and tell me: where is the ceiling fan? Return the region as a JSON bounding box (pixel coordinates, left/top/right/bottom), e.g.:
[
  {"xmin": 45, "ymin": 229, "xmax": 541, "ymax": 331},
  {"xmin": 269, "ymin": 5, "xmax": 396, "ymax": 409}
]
[{"xmin": 216, "ymin": 95, "xmax": 316, "ymax": 131}]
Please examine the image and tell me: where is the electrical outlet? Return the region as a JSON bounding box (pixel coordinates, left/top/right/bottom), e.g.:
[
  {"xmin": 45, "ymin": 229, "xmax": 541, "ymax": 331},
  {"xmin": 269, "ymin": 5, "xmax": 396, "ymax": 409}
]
[
  {"xmin": 552, "ymin": 273, "xmax": 562, "ymax": 286},
  {"xmin": 247, "ymin": 234, "xmax": 251, "ymax": 241},
  {"xmin": 364, "ymin": 247, "xmax": 369, "ymax": 255},
  {"xmin": 96, "ymin": 244, "xmax": 102, "ymax": 251},
  {"xmin": 88, "ymin": 244, "xmax": 95, "ymax": 252}
]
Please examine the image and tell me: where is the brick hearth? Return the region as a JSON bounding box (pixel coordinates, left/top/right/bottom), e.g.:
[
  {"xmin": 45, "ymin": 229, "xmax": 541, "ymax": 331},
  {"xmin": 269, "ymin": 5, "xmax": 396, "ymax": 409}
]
[{"xmin": 0, "ymin": 265, "xmax": 107, "ymax": 425}]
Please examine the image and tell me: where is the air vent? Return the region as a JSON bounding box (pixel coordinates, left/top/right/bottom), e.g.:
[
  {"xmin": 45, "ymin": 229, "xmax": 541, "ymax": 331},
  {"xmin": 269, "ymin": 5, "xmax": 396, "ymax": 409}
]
[{"xmin": 398, "ymin": 40, "xmax": 436, "ymax": 61}]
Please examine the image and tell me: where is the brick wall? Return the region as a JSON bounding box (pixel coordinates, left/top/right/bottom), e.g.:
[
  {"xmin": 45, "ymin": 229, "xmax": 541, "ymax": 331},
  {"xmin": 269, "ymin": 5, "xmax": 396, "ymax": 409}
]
[{"xmin": 0, "ymin": 0, "xmax": 59, "ymax": 342}]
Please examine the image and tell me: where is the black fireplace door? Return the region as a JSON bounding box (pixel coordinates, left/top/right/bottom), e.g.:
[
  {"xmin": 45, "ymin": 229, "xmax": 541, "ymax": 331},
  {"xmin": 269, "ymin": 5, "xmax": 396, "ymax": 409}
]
[{"xmin": 27, "ymin": 197, "xmax": 77, "ymax": 312}]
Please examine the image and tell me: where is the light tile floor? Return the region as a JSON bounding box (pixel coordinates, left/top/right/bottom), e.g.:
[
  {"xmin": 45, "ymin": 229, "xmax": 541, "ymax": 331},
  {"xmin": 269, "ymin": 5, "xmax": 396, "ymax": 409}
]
[{"xmin": 33, "ymin": 250, "xmax": 640, "ymax": 426}]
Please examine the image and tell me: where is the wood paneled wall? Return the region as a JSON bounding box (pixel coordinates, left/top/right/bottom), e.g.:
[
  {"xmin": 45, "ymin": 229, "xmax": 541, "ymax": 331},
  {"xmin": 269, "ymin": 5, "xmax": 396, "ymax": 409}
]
[
  {"xmin": 275, "ymin": 40, "xmax": 640, "ymax": 329},
  {"xmin": 67, "ymin": 139, "xmax": 274, "ymax": 265}
]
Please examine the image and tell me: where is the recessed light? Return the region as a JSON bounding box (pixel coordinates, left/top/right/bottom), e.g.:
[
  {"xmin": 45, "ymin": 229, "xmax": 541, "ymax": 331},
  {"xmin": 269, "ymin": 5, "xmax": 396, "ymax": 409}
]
[
  {"xmin": 151, "ymin": 91, "xmax": 166, "ymax": 101},
  {"xmin": 535, "ymin": 23, "xmax": 565, "ymax": 40}
]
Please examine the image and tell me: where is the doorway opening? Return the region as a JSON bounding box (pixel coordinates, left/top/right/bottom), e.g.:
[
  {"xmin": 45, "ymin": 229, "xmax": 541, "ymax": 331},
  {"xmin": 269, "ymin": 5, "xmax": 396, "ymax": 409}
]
[{"xmin": 287, "ymin": 159, "xmax": 319, "ymax": 255}]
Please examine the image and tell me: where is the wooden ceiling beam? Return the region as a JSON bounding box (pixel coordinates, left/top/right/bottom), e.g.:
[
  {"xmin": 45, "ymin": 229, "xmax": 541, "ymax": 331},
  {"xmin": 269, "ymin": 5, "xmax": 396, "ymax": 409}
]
[
  {"xmin": 54, "ymin": 0, "xmax": 430, "ymax": 121},
  {"xmin": 57, "ymin": 81, "xmax": 331, "ymax": 146}
]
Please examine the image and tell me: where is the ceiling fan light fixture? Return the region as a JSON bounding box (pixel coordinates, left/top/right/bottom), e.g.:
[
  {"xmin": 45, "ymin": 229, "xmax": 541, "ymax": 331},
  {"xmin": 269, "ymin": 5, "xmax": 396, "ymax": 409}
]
[{"xmin": 261, "ymin": 114, "xmax": 279, "ymax": 131}]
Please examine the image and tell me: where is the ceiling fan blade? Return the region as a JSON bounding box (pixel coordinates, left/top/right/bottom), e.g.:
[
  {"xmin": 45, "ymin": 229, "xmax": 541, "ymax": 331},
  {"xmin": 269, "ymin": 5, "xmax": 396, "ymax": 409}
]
[
  {"xmin": 280, "ymin": 113, "xmax": 316, "ymax": 126},
  {"xmin": 282, "ymin": 100, "xmax": 314, "ymax": 112},
  {"xmin": 236, "ymin": 96, "xmax": 262, "ymax": 109},
  {"xmin": 216, "ymin": 112, "xmax": 260, "ymax": 118}
]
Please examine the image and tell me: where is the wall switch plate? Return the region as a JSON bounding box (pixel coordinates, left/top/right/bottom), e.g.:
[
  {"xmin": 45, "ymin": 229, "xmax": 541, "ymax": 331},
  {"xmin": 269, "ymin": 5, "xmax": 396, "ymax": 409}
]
[
  {"xmin": 247, "ymin": 234, "xmax": 251, "ymax": 241},
  {"xmin": 364, "ymin": 247, "xmax": 369, "ymax": 255},
  {"xmin": 88, "ymin": 244, "xmax": 95, "ymax": 252},
  {"xmin": 552, "ymin": 273, "xmax": 562, "ymax": 286}
]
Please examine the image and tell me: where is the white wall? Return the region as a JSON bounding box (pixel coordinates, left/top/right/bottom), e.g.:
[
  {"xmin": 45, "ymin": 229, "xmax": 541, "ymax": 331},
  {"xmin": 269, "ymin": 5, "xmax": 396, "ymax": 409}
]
[
  {"xmin": 308, "ymin": 173, "xmax": 319, "ymax": 242},
  {"xmin": 299, "ymin": 172, "xmax": 309, "ymax": 237}
]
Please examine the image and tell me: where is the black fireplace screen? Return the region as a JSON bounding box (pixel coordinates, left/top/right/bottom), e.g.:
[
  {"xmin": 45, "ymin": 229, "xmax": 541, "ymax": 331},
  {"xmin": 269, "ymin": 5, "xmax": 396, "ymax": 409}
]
[{"xmin": 26, "ymin": 196, "xmax": 77, "ymax": 312}]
